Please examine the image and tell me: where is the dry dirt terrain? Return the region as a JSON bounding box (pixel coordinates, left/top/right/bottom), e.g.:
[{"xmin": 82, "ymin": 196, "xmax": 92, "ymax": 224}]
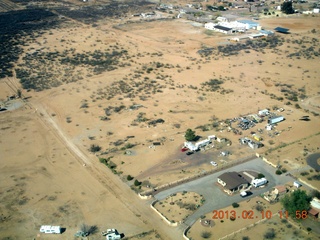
[{"xmin": 0, "ymin": 0, "xmax": 320, "ymax": 239}]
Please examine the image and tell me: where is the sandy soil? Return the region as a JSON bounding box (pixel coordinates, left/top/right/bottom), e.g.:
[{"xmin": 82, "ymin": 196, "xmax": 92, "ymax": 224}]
[
  {"xmin": 187, "ymin": 196, "xmax": 317, "ymax": 240},
  {"xmin": 0, "ymin": 100, "xmax": 151, "ymax": 239},
  {"xmin": 154, "ymin": 191, "xmax": 204, "ymax": 223},
  {"xmin": 1, "ymin": 2, "xmax": 320, "ymax": 239}
]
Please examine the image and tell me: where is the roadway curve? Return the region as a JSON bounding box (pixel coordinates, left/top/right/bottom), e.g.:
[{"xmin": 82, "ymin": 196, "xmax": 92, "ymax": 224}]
[{"xmin": 306, "ymin": 153, "xmax": 320, "ymax": 171}]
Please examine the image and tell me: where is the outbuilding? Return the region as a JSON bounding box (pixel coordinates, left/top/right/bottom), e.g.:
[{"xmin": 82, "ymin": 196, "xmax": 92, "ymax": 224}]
[
  {"xmin": 268, "ymin": 116, "xmax": 284, "ymax": 125},
  {"xmin": 293, "ymin": 181, "xmax": 302, "ymax": 188}
]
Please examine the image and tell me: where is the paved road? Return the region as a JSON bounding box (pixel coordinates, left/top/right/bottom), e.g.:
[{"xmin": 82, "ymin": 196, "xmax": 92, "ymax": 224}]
[
  {"xmin": 154, "ymin": 158, "xmax": 293, "ymax": 226},
  {"xmin": 306, "ymin": 153, "xmax": 320, "ymax": 170}
]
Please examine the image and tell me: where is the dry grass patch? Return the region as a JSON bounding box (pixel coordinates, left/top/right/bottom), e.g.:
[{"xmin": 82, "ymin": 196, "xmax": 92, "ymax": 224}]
[
  {"xmin": 187, "ymin": 197, "xmax": 282, "ymax": 240},
  {"xmin": 154, "ymin": 191, "xmax": 205, "ymax": 223}
]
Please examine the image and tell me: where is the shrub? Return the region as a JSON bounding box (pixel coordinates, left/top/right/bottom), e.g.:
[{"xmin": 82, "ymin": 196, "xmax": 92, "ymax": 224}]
[
  {"xmin": 255, "ymin": 204, "xmax": 264, "ymax": 211},
  {"xmin": 90, "ymin": 144, "xmax": 101, "ymax": 153},
  {"xmin": 242, "ymin": 237, "xmax": 250, "ymax": 240},
  {"xmin": 232, "ymin": 202, "xmax": 240, "ymax": 208},
  {"xmin": 134, "ymin": 179, "xmax": 142, "ymax": 186},
  {"xmin": 264, "ymin": 228, "xmax": 276, "ymax": 239},
  {"xmin": 201, "ymin": 231, "xmax": 212, "ymax": 239},
  {"xmin": 127, "ymin": 175, "xmax": 134, "ymax": 181},
  {"xmin": 307, "ymin": 227, "xmax": 312, "ymax": 232},
  {"xmin": 275, "ymin": 169, "xmax": 282, "ymax": 175}
]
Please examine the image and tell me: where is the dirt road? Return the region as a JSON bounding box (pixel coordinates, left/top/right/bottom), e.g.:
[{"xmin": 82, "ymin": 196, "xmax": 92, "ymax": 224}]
[{"xmin": 33, "ymin": 102, "xmax": 184, "ymax": 239}]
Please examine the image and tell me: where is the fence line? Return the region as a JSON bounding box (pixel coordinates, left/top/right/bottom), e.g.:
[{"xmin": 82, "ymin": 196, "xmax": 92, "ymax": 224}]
[{"xmin": 140, "ymin": 154, "xmax": 256, "ymax": 197}]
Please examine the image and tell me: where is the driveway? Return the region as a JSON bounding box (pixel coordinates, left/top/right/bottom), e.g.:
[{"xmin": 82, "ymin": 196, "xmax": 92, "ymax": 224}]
[{"xmin": 154, "ymin": 157, "xmax": 293, "ymax": 226}]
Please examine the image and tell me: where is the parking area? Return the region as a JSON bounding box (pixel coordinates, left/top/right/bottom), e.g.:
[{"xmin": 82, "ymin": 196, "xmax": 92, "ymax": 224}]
[{"xmin": 154, "ymin": 158, "xmax": 293, "ymax": 226}]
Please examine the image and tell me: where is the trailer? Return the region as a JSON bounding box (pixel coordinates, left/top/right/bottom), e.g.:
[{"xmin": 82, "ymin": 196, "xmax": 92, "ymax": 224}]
[
  {"xmin": 105, "ymin": 229, "xmax": 121, "ymax": 240},
  {"xmin": 252, "ymin": 178, "xmax": 268, "ymax": 188},
  {"xmin": 39, "ymin": 225, "xmax": 61, "ymax": 234}
]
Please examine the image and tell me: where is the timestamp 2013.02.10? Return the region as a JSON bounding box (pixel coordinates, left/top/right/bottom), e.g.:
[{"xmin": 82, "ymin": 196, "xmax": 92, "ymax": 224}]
[{"xmin": 212, "ymin": 210, "xmax": 309, "ymax": 220}]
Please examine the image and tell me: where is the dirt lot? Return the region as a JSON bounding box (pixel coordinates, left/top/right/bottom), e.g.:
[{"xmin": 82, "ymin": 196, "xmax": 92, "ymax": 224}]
[
  {"xmin": 187, "ymin": 197, "xmax": 317, "ymax": 240},
  {"xmin": 0, "ymin": 1, "xmax": 320, "ymax": 239},
  {"xmin": 154, "ymin": 191, "xmax": 205, "ymax": 223}
]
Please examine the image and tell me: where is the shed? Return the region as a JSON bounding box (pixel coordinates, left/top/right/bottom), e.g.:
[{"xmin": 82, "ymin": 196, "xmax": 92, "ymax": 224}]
[
  {"xmin": 268, "ymin": 116, "xmax": 284, "ymax": 124},
  {"xmin": 274, "ymin": 27, "xmax": 290, "ymax": 34},
  {"xmin": 258, "ymin": 109, "xmax": 269, "ymax": 116},
  {"xmin": 274, "ymin": 185, "xmax": 287, "ymax": 196},
  {"xmin": 293, "ymin": 181, "xmax": 302, "ymax": 188},
  {"xmin": 308, "ymin": 208, "xmax": 319, "ymax": 219}
]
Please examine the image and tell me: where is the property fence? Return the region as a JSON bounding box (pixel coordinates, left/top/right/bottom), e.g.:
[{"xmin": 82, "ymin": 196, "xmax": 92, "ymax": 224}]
[{"xmin": 139, "ymin": 154, "xmax": 256, "ymax": 198}]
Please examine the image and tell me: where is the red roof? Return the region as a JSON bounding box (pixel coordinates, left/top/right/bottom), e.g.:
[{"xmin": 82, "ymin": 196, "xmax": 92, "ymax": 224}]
[{"xmin": 308, "ymin": 208, "xmax": 319, "ymax": 216}]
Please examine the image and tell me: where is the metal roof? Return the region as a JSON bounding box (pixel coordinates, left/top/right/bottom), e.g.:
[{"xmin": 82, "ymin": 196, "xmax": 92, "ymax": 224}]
[
  {"xmin": 237, "ymin": 20, "xmax": 259, "ymax": 25},
  {"xmin": 215, "ymin": 25, "xmax": 232, "ymax": 31},
  {"xmin": 274, "ymin": 27, "xmax": 289, "ymax": 33}
]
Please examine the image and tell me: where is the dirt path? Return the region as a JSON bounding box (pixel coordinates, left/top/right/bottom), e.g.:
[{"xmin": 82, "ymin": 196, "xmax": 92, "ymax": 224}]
[{"xmin": 31, "ymin": 101, "xmax": 183, "ymax": 240}]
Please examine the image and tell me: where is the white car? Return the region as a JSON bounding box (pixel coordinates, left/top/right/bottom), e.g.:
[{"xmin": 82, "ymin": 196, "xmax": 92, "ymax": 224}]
[{"xmin": 210, "ymin": 161, "xmax": 218, "ymax": 166}]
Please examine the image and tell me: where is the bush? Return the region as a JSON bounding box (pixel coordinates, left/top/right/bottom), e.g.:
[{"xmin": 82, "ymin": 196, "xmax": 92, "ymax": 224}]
[
  {"xmin": 257, "ymin": 173, "xmax": 265, "ymax": 179},
  {"xmin": 307, "ymin": 227, "xmax": 312, "ymax": 232},
  {"xmin": 134, "ymin": 179, "xmax": 142, "ymax": 186},
  {"xmin": 242, "ymin": 237, "xmax": 250, "ymax": 240},
  {"xmin": 201, "ymin": 231, "xmax": 212, "ymax": 239},
  {"xmin": 127, "ymin": 175, "xmax": 134, "ymax": 181},
  {"xmin": 232, "ymin": 202, "xmax": 240, "ymax": 208},
  {"xmin": 264, "ymin": 228, "xmax": 276, "ymax": 239},
  {"xmin": 275, "ymin": 169, "xmax": 282, "ymax": 175},
  {"xmin": 90, "ymin": 144, "xmax": 101, "ymax": 153},
  {"xmin": 255, "ymin": 204, "xmax": 264, "ymax": 211}
]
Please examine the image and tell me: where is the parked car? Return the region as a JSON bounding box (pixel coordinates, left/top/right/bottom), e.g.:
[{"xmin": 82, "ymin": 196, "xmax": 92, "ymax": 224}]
[
  {"xmin": 240, "ymin": 191, "xmax": 252, "ymax": 198},
  {"xmin": 210, "ymin": 161, "xmax": 218, "ymax": 166}
]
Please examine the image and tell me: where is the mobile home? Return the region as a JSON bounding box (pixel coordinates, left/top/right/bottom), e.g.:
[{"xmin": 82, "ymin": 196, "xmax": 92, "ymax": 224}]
[{"xmin": 39, "ymin": 225, "xmax": 61, "ymax": 234}]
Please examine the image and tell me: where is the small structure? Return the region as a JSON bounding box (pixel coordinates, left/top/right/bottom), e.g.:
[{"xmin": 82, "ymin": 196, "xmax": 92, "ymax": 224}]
[
  {"xmin": 274, "ymin": 27, "xmax": 290, "ymax": 34},
  {"xmin": 258, "ymin": 109, "xmax": 269, "ymax": 116},
  {"xmin": 268, "ymin": 116, "xmax": 284, "ymax": 125},
  {"xmin": 217, "ymin": 172, "xmax": 249, "ymax": 195},
  {"xmin": 105, "ymin": 229, "xmax": 121, "ymax": 240},
  {"xmin": 263, "ymin": 185, "xmax": 287, "ymax": 203},
  {"xmin": 308, "ymin": 208, "xmax": 319, "ymax": 219},
  {"xmin": 265, "ymin": 124, "xmax": 273, "ymax": 131},
  {"xmin": 310, "ymin": 197, "xmax": 320, "ymax": 209},
  {"xmin": 293, "ymin": 181, "xmax": 302, "ymax": 188},
  {"xmin": 39, "ymin": 225, "xmax": 61, "ymax": 234},
  {"xmin": 249, "ymin": 33, "xmax": 265, "ymax": 39}
]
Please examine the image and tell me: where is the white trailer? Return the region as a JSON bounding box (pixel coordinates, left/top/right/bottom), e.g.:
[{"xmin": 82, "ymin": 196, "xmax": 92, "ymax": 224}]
[
  {"xmin": 195, "ymin": 139, "xmax": 211, "ymax": 149},
  {"xmin": 252, "ymin": 178, "xmax": 268, "ymax": 188},
  {"xmin": 106, "ymin": 229, "xmax": 121, "ymax": 240},
  {"xmin": 39, "ymin": 225, "xmax": 61, "ymax": 234}
]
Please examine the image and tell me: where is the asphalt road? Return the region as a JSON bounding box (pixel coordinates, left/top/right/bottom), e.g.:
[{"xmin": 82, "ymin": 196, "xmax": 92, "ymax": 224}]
[
  {"xmin": 306, "ymin": 153, "xmax": 320, "ymax": 170},
  {"xmin": 154, "ymin": 157, "xmax": 293, "ymax": 226}
]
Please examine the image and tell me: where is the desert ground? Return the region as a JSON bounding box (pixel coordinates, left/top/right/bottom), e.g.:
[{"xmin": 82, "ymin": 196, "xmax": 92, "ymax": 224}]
[{"xmin": 0, "ymin": 0, "xmax": 320, "ymax": 239}]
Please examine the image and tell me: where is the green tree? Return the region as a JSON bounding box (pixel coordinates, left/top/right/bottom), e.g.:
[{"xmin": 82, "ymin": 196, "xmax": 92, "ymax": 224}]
[
  {"xmin": 281, "ymin": 189, "xmax": 311, "ymax": 219},
  {"xmin": 281, "ymin": 2, "xmax": 294, "ymax": 14},
  {"xmin": 185, "ymin": 129, "xmax": 197, "ymax": 141}
]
